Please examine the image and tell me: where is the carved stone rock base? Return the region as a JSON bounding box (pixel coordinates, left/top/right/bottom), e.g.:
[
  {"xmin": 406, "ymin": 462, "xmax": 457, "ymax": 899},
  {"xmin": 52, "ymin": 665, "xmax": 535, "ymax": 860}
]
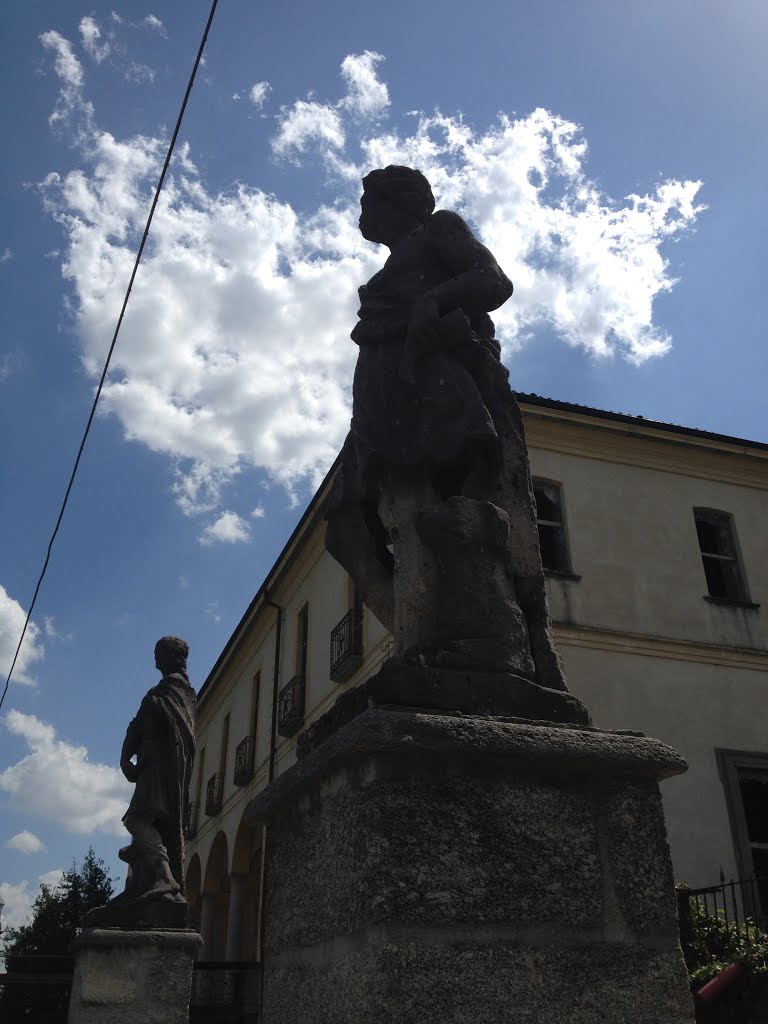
[
  {"xmin": 248, "ymin": 707, "xmax": 695, "ymax": 1024},
  {"xmin": 67, "ymin": 927, "xmax": 201, "ymax": 1024}
]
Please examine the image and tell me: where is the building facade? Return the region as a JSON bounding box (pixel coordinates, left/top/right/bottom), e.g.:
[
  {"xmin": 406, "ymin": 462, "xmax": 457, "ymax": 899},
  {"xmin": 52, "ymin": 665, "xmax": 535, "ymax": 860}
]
[{"xmin": 184, "ymin": 394, "xmax": 768, "ymax": 963}]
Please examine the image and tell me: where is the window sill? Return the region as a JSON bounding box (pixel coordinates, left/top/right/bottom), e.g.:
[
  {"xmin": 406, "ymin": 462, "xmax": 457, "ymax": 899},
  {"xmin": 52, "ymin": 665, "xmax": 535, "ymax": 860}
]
[
  {"xmin": 544, "ymin": 570, "xmax": 582, "ymax": 582},
  {"xmin": 704, "ymin": 596, "xmax": 760, "ymax": 611}
]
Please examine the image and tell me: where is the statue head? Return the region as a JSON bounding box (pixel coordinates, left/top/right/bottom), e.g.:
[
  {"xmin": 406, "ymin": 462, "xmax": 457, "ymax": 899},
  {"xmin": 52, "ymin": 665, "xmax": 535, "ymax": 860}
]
[
  {"xmin": 154, "ymin": 635, "xmax": 189, "ymax": 676},
  {"xmin": 359, "ymin": 165, "xmax": 435, "ymax": 246}
]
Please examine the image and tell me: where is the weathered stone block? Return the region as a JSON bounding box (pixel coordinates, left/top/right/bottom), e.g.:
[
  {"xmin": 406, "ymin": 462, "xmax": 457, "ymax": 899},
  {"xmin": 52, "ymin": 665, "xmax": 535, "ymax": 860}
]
[
  {"xmin": 247, "ymin": 707, "xmax": 694, "ymax": 1023},
  {"xmin": 67, "ymin": 928, "xmax": 201, "ymax": 1024}
]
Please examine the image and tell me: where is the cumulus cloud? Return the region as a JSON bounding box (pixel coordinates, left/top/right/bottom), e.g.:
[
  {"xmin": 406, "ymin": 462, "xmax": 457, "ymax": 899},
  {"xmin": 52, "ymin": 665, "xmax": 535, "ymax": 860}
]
[
  {"xmin": 251, "ymin": 504, "xmax": 265, "ymax": 519},
  {"xmin": 40, "ymin": 29, "xmax": 93, "ymax": 135},
  {"xmin": 6, "ymin": 830, "xmax": 45, "ymax": 854},
  {"xmin": 36, "ymin": 40, "xmax": 702, "ymax": 525},
  {"xmin": 0, "ymin": 247, "xmax": 12, "ymax": 264},
  {"xmin": 199, "ymin": 511, "xmax": 250, "ymax": 545},
  {"xmin": 249, "ymin": 81, "xmax": 270, "ymax": 108},
  {"xmin": 0, "ymin": 711, "xmax": 130, "ymax": 835},
  {"xmin": 340, "ymin": 51, "xmax": 389, "ymax": 117},
  {"xmin": 79, "ymin": 16, "xmax": 110, "ymax": 63},
  {"xmin": 0, "ymin": 586, "xmax": 44, "ymax": 686},
  {"xmin": 0, "ymin": 870, "xmax": 64, "ymax": 931}
]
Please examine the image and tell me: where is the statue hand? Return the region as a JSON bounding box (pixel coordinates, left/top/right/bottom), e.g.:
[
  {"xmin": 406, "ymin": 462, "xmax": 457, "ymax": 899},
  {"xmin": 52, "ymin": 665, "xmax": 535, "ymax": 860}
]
[
  {"xmin": 121, "ymin": 758, "xmax": 140, "ymax": 783},
  {"xmin": 407, "ymin": 295, "xmax": 441, "ymax": 351}
]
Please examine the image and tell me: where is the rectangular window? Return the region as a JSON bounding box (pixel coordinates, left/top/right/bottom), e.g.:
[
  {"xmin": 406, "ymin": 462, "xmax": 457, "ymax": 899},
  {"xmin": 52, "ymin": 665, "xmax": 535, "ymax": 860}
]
[
  {"xmin": 717, "ymin": 750, "xmax": 768, "ymax": 917},
  {"xmin": 250, "ymin": 670, "xmax": 261, "ymax": 741},
  {"xmin": 296, "ymin": 603, "xmax": 309, "ymax": 679},
  {"xmin": 219, "ymin": 714, "xmax": 230, "ymax": 782},
  {"xmin": 694, "ymin": 509, "xmax": 748, "ymax": 602},
  {"xmin": 533, "ymin": 480, "xmax": 570, "ymax": 574}
]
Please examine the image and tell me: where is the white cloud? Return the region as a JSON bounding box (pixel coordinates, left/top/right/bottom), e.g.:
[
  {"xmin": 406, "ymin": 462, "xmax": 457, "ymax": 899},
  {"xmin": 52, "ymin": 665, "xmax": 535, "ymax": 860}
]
[
  {"xmin": 0, "ymin": 247, "xmax": 12, "ymax": 264},
  {"xmin": 125, "ymin": 62, "xmax": 156, "ymax": 85},
  {"xmin": 273, "ymin": 100, "xmax": 345, "ymax": 159},
  {"xmin": 199, "ymin": 511, "xmax": 250, "ymax": 546},
  {"xmin": 0, "ymin": 711, "xmax": 130, "ymax": 836},
  {"xmin": 0, "ymin": 354, "xmax": 19, "ymax": 383},
  {"xmin": 40, "ymin": 29, "xmax": 93, "ymax": 136},
  {"xmin": 0, "ymin": 870, "xmax": 64, "ymax": 932},
  {"xmin": 143, "ymin": 14, "xmax": 167, "ymax": 37},
  {"xmin": 79, "ymin": 16, "xmax": 110, "ymax": 63},
  {"xmin": 6, "ymin": 830, "xmax": 45, "ymax": 854},
  {"xmin": 0, "ymin": 586, "xmax": 44, "ymax": 686},
  {"xmin": 249, "ymin": 81, "xmax": 270, "ymax": 108},
  {"xmin": 36, "ymin": 42, "xmax": 703, "ymax": 526},
  {"xmin": 251, "ymin": 504, "xmax": 265, "ymax": 519},
  {"xmin": 340, "ymin": 51, "xmax": 389, "ymax": 117}
]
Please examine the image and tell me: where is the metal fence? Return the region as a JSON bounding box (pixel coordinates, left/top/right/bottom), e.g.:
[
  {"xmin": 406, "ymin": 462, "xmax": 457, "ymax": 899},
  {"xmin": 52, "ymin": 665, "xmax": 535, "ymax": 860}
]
[{"xmin": 678, "ymin": 873, "xmax": 768, "ymax": 952}]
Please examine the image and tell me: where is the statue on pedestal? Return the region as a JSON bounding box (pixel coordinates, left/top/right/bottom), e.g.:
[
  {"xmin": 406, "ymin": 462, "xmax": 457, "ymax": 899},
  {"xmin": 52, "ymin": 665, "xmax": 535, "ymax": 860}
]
[
  {"xmin": 85, "ymin": 636, "xmax": 196, "ymax": 928},
  {"xmin": 326, "ymin": 165, "xmax": 587, "ymax": 723}
]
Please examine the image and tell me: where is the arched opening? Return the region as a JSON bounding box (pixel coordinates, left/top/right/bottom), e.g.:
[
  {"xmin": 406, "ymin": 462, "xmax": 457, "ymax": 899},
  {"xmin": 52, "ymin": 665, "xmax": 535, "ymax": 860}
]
[
  {"xmin": 230, "ymin": 817, "xmax": 263, "ymax": 962},
  {"xmin": 201, "ymin": 831, "xmax": 230, "ymax": 960}
]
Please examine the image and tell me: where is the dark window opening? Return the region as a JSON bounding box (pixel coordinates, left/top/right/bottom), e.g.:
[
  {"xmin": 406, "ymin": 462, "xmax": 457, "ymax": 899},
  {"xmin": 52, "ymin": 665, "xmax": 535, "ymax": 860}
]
[
  {"xmin": 694, "ymin": 509, "xmax": 748, "ymax": 602},
  {"xmin": 533, "ymin": 481, "xmax": 570, "ymax": 574}
]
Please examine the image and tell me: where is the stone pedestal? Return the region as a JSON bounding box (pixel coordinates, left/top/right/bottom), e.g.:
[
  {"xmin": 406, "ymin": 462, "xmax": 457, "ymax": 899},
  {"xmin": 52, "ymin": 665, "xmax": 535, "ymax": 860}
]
[
  {"xmin": 246, "ymin": 707, "xmax": 695, "ymax": 1024},
  {"xmin": 67, "ymin": 927, "xmax": 202, "ymax": 1024}
]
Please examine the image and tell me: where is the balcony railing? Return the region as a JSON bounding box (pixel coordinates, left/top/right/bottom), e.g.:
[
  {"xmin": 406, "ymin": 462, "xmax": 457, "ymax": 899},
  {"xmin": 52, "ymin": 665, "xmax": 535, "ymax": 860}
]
[
  {"xmin": 233, "ymin": 736, "xmax": 255, "ymax": 787},
  {"xmin": 277, "ymin": 675, "xmax": 305, "ymax": 737},
  {"xmin": 330, "ymin": 607, "xmax": 364, "ymax": 683},
  {"xmin": 205, "ymin": 773, "xmax": 223, "ymax": 817},
  {"xmin": 184, "ymin": 800, "xmax": 200, "ymax": 838}
]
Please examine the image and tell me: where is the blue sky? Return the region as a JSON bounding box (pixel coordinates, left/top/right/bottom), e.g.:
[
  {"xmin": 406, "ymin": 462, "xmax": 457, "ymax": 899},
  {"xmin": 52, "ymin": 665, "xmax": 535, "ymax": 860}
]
[{"xmin": 1, "ymin": 0, "xmax": 766, "ymax": 929}]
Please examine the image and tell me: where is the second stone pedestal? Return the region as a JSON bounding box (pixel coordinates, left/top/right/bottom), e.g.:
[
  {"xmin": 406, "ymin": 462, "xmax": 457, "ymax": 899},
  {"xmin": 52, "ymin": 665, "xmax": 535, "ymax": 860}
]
[
  {"xmin": 67, "ymin": 927, "xmax": 202, "ymax": 1024},
  {"xmin": 246, "ymin": 707, "xmax": 695, "ymax": 1024}
]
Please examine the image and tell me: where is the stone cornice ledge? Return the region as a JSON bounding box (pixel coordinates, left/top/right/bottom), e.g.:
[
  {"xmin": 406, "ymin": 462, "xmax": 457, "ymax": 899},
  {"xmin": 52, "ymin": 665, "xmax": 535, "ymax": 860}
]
[
  {"xmin": 244, "ymin": 707, "xmax": 687, "ymax": 825},
  {"xmin": 73, "ymin": 928, "xmax": 203, "ymax": 951}
]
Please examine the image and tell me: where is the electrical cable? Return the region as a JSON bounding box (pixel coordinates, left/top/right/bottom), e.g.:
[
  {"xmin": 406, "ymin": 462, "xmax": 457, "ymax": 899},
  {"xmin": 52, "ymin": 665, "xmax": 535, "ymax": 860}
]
[{"xmin": 0, "ymin": 0, "xmax": 220, "ymax": 713}]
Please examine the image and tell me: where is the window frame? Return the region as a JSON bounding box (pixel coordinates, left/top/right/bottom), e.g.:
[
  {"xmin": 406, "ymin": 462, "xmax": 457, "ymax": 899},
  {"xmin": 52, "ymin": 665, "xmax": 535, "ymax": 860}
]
[
  {"xmin": 693, "ymin": 508, "xmax": 754, "ymax": 606},
  {"xmin": 532, "ymin": 478, "xmax": 576, "ymax": 578},
  {"xmin": 717, "ymin": 748, "xmax": 768, "ymax": 892}
]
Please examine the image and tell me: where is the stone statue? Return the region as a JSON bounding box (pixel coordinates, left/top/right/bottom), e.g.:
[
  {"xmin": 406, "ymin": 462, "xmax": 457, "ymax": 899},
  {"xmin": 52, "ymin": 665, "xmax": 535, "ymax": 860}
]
[
  {"xmin": 85, "ymin": 636, "xmax": 196, "ymax": 927},
  {"xmin": 326, "ymin": 165, "xmax": 588, "ymax": 724}
]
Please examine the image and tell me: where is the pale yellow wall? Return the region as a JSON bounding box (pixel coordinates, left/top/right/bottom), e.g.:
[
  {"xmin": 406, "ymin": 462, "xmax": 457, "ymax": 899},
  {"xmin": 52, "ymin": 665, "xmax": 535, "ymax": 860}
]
[
  {"xmin": 530, "ymin": 445, "xmax": 767, "ymax": 649},
  {"xmin": 560, "ymin": 641, "xmax": 768, "ymax": 887},
  {"xmin": 189, "ymin": 413, "xmax": 768, "ymax": 903}
]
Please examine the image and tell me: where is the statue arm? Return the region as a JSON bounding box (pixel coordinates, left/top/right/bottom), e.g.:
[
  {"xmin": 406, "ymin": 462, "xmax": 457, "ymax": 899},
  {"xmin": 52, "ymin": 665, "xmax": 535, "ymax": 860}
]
[
  {"xmin": 420, "ymin": 210, "xmax": 513, "ymax": 318},
  {"xmin": 120, "ymin": 715, "xmax": 141, "ymax": 782}
]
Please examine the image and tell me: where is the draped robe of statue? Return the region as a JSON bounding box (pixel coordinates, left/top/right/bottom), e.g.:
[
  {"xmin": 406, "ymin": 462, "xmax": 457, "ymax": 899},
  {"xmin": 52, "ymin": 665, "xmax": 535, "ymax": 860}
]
[
  {"xmin": 120, "ymin": 670, "xmax": 196, "ymax": 901},
  {"xmin": 327, "ymin": 194, "xmax": 569, "ymax": 695}
]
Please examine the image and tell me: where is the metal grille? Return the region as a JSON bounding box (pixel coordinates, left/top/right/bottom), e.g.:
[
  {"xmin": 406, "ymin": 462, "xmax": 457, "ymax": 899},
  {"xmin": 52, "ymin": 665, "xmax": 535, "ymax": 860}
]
[
  {"xmin": 233, "ymin": 736, "xmax": 255, "ymax": 786},
  {"xmin": 205, "ymin": 772, "xmax": 223, "ymax": 817},
  {"xmin": 330, "ymin": 608, "xmax": 363, "ymax": 683},
  {"xmin": 277, "ymin": 675, "xmax": 305, "ymax": 737},
  {"xmin": 184, "ymin": 800, "xmax": 200, "ymax": 838}
]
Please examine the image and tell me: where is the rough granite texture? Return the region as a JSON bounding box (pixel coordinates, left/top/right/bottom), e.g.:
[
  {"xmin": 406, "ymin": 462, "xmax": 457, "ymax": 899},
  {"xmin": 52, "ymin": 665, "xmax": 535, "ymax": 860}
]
[
  {"xmin": 264, "ymin": 941, "xmax": 694, "ymax": 1024},
  {"xmin": 67, "ymin": 928, "xmax": 201, "ymax": 1024},
  {"xmin": 256, "ymin": 707, "xmax": 693, "ymax": 1023},
  {"xmin": 265, "ymin": 768, "xmax": 603, "ymax": 952}
]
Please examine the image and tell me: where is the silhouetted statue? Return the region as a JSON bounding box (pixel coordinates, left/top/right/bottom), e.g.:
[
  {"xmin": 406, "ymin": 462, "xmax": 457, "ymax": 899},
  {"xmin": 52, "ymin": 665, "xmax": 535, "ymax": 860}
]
[
  {"xmin": 327, "ymin": 166, "xmax": 586, "ymax": 720},
  {"xmin": 85, "ymin": 636, "xmax": 196, "ymax": 927}
]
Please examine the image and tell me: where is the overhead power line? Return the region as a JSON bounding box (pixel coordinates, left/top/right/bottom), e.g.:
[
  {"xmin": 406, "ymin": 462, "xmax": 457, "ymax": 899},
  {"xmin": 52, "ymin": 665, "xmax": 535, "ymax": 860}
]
[{"xmin": 0, "ymin": 0, "xmax": 220, "ymax": 713}]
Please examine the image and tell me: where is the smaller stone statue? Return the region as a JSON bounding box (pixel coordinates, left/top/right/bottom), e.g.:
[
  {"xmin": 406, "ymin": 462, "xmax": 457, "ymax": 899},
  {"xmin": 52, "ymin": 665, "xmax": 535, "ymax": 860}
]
[{"xmin": 85, "ymin": 636, "xmax": 196, "ymax": 928}]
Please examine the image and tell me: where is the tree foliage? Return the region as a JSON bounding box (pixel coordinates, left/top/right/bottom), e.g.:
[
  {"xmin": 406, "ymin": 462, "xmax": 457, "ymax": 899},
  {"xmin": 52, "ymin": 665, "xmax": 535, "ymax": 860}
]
[{"xmin": 0, "ymin": 848, "xmax": 115, "ymax": 1023}]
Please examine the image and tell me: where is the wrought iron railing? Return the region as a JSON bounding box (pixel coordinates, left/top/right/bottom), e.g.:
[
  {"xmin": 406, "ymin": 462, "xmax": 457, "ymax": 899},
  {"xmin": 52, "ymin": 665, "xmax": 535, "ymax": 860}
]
[
  {"xmin": 233, "ymin": 736, "xmax": 255, "ymax": 787},
  {"xmin": 277, "ymin": 674, "xmax": 305, "ymax": 737},
  {"xmin": 205, "ymin": 773, "xmax": 223, "ymax": 817},
  {"xmin": 184, "ymin": 800, "xmax": 200, "ymax": 838},
  {"xmin": 678, "ymin": 873, "xmax": 768, "ymax": 949},
  {"xmin": 190, "ymin": 962, "xmax": 261, "ymax": 1022},
  {"xmin": 330, "ymin": 607, "xmax": 364, "ymax": 683}
]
